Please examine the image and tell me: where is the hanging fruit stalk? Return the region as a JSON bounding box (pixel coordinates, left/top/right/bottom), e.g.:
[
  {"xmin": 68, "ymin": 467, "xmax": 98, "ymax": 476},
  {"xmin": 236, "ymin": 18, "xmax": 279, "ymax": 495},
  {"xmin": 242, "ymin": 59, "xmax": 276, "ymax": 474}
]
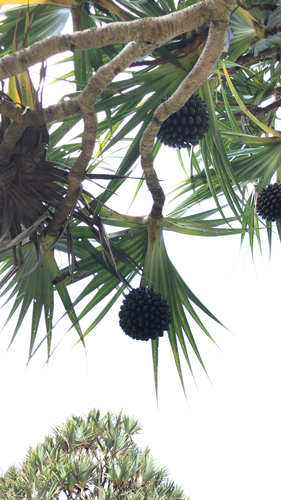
[{"xmin": 119, "ymin": 216, "xmax": 172, "ymax": 341}]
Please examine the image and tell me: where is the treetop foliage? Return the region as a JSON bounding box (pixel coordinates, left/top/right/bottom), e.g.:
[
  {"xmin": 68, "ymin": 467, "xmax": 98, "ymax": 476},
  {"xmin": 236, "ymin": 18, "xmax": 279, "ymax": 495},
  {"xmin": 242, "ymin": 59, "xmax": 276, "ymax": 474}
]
[{"xmin": 0, "ymin": 409, "xmax": 188, "ymax": 500}]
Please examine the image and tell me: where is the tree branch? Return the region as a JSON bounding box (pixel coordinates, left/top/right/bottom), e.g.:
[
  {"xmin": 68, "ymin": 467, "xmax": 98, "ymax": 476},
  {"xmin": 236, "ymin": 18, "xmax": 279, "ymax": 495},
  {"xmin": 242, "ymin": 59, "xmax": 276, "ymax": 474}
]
[
  {"xmin": 0, "ymin": 0, "xmax": 237, "ymax": 229},
  {"xmin": 46, "ymin": 105, "xmax": 97, "ymax": 236},
  {"xmin": 0, "ymin": 3, "xmax": 210, "ymax": 167},
  {"xmin": 0, "ymin": 119, "xmax": 26, "ymax": 166},
  {"xmin": 231, "ymin": 97, "xmax": 281, "ymax": 122},
  {"xmin": 264, "ymin": 24, "xmax": 281, "ymax": 38},
  {"xmin": 0, "ymin": 39, "xmax": 153, "ymax": 166},
  {"xmin": 0, "ymin": 98, "xmax": 81, "ymax": 165},
  {"xmin": 236, "ymin": 45, "xmax": 281, "ymax": 66},
  {"xmin": 251, "ymin": 97, "xmax": 281, "ymax": 118},
  {"xmin": 140, "ymin": 18, "xmax": 230, "ymax": 219},
  {"xmin": 46, "ymin": 41, "xmax": 154, "ymax": 234},
  {"xmin": 0, "ymin": 2, "xmax": 209, "ymax": 81}
]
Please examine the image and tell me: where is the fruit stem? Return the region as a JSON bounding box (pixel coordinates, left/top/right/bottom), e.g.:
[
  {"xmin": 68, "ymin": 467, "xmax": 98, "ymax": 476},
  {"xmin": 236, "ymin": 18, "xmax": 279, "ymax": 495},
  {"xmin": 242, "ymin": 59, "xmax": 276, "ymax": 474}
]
[
  {"xmin": 277, "ymin": 164, "xmax": 281, "ymax": 184},
  {"xmin": 141, "ymin": 216, "xmax": 164, "ymax": 290}
]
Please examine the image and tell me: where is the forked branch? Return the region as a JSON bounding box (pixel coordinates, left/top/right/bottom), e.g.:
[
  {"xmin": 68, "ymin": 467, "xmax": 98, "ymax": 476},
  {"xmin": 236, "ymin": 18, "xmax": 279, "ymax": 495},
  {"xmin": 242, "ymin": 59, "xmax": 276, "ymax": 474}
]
[
  {"xmin": 139, "ymin": 19, "xmax": 230, "ymax": 218},
  {"xmin": 47, "ymin": 41, "xmax": 154, "ymax": 235},
  {"xmin": 0, "ymin": 1, "xmax": 209, "ymax": 81},
  {"xmin": 0, "ymin": 0, "xmax": 236, "ymax": 232}
]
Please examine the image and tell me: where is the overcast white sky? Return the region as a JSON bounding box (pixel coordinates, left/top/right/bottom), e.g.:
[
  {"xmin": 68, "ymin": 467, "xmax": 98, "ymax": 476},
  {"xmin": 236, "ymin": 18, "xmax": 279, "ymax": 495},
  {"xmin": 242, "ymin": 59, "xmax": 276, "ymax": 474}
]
[
  {"xmin": 1, "ymin": 8, "xmax": 281, "ymax": 500},
  {"xmin": 1, "ymin": 158, "xmax": 281, "ymax": 500}
]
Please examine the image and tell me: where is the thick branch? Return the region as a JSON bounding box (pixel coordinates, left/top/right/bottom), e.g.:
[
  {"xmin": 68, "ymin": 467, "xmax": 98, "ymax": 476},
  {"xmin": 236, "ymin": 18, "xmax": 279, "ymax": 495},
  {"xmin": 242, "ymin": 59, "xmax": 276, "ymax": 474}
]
[
  {"xmin": 0, "ymin": 2, "xmax": 209, "ymax": 81},
  {"xmin": 46, "ymin": 41, "xmax": 152, "ymax": 234},
  {"xmin": 0, "ymin": 0, "xmax": 236, "ymax": 227},
  {"xmin": 236, "ymin": 45, "xmax": 281, "ymax": 66},
  {"xmin": 0, "ymin": 99, "xmax": 80, "ymax": 165},
  {"xmin": 205, "ymin": 0, "xmax": 236, "ymax": 17},
  {"xmin": 77, "ymin": 41, "xmax": 152, "ymax": 105},
  {"xmin": 140, "ymin": 19, "xmax": 229, "ymax": 219},
  {"xmin": 46, "ymin": 105, "xmax": 97, "ymax": 236},
  {"xmin": 0, "ymin": 40, "xmax": 153, "ymax": 165},
  {"xmin": 0, "ymin": 120, "xmax": 26, "ymax": 165}
]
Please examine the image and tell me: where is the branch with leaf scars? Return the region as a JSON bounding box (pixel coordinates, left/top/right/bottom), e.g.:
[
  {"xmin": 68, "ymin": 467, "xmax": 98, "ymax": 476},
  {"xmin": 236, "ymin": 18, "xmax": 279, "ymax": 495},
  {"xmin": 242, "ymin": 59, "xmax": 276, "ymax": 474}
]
[
  {"xmin": 238, "ymin": 97, "xmax": 281, "ymax": 119},
  {"xmin": 140, "ymin": 20, "xmax": 230, "ymax": 219},
  {"xmin": 46, "ymin": 41, "xmax": 154, "ymax": 235},
  {"xmin": 0, "ymin": 120, "xmax": 27, "ymax": 166},
  {"xmin": 0, "ymin": 40, "xmax": 153, "ymax": 166},
  {"xmin": 264, "ymin": 24, "xmax": 281, "ymax": 38},
  {"xmin": 47, "ymin": 106, "xmax": 97, "ymax": 236},
  {"xmin": 236, "ymin": 46, "xmax": 281, "ymax": 66},
  {"xmin": 0, "ymin": 2, "xmax": 209, "ymax": 81},
  {"xmin": 0, "ymin": 5, "xmax": 212, "ymax": 164},
  {"xmin": 0, "ymin": 98, "xmax": 81, "ymax": 165},
  {"xmin": 0, "ymin": 0, "xmax": 236, "ymax": 166},
  {"xmin": 0, "ymin": 0, "xmax": 236, "ymax": 224}
]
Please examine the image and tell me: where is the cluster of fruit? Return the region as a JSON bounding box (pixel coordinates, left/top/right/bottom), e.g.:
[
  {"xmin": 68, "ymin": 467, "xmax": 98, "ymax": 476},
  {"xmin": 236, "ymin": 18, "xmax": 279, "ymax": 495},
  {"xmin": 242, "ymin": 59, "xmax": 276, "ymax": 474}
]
[
  {"xmin": 119, "ymin": 286, "xmax": 172, "ymax": 341},
  {"xmin": 257, "ymin": 183, "xmax": 281, "ymax": 222},
  {"xmin": 157, "ymin": 94, "xmax": 210, "ymax": 149}
]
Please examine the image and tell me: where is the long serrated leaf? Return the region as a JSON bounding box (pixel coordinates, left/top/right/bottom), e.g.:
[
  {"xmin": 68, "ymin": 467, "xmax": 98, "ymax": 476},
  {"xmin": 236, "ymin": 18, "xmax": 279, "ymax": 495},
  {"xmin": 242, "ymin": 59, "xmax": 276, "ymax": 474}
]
[{"xmin": 222, "ymin": 60, "xmax": 281, "ymax": 137}]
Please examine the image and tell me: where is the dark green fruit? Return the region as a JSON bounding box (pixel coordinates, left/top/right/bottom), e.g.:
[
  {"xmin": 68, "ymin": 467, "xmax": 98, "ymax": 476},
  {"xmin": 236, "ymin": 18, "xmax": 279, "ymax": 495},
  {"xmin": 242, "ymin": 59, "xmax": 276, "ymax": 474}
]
[
  {"xmin": 119, "ymin": 286, "xmax": 172, "ymax": 341},
  {"xmin": 256, "ymin": 183, "xmax": 281, "ymax": 221},
  {"xmin": 157, "ymin": 94, "xmax": 210, "ymax": 149}
]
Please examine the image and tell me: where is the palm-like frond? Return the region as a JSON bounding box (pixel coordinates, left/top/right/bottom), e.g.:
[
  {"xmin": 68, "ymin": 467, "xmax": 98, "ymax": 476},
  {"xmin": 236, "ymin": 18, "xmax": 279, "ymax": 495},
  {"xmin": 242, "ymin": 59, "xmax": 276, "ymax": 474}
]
[
  {"xmin": 0, "ymin": 5, "xmax": 70, "ymax": 55},
  {"xmin": 0, "ymin": 409, "xmax": 187, "ymax": 500},
  {"xmin": 1, "ymin": 0, "xmax": 281, "ymax": 393}
]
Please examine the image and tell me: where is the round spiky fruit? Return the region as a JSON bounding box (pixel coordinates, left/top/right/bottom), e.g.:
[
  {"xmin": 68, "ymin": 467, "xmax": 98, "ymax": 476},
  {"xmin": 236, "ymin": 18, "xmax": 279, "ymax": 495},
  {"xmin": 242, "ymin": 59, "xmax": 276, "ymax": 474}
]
[
  {"xmin": 256, "ymin": 183, "xmax": 281, "ymax": 221},
  {"xmin": 157, "ymin": 94, "xmax": 210, "ymax": 149},
  {"xmin": 119, "ymin": 286, "xmax": 172, "ymax": 341}
]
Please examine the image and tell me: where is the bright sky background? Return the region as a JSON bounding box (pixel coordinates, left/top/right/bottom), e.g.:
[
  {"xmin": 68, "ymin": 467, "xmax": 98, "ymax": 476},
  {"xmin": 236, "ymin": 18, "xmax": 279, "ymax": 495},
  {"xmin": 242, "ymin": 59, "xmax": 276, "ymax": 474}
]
[{"xmin": 1, "ymin": 8, "xmax": 281, "ymax": 500}]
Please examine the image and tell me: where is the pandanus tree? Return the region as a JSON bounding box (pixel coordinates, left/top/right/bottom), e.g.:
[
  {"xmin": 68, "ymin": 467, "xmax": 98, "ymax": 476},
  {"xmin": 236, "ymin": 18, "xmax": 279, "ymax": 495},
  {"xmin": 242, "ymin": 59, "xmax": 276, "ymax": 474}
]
[
  {"xmin": 0, "ymin": 0, "xmax": 281, "ymax": 392},
  {"xmin": 0, "ymin": 409, "xmax": 187, "ymax": 500}
]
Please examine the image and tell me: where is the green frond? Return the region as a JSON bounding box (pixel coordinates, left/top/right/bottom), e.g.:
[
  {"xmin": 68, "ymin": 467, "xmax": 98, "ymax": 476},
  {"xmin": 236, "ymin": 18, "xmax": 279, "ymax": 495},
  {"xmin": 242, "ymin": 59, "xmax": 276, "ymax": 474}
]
[
  {"xmin": 0, "ymin": 239, "xmax": 83, "ymax": 360},
  {"xmin": 2, "ymin": 0, "xmax": 281, "ymax": 395},
  {"xmin": 0, "ymin": 408, "xmax": 188, "ymax": 500}
]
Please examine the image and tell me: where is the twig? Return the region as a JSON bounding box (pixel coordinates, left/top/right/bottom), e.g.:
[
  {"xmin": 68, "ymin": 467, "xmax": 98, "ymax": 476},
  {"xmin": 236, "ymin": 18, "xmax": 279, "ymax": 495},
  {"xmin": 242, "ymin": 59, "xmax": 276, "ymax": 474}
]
[
  {"xmin": 130, "ymin": 36, "xmax": 206, "ymax": 67},
  {"xmin": 251, "ymin": 97, "xmax": 281, "ymax": 117},
  {"xmin": 236, "ymin": 46, "xmax": 281, "ymax": 66}
]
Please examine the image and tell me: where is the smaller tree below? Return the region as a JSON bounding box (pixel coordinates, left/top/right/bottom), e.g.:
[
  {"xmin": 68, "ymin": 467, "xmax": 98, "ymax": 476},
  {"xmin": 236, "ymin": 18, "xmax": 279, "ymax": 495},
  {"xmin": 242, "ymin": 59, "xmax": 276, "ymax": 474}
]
[{"xmin": 0, "ymin": 409, "xmax": 188, "ymax": 500}]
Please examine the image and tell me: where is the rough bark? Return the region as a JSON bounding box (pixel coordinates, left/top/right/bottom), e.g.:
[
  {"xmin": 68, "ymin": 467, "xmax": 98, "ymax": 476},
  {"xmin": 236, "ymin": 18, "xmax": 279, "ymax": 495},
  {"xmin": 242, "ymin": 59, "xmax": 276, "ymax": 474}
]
[
  {"xmin": 0, "ymin": 0, "xmax": 236, "ymax": 231},
  {"xmin": 0, "ymin": 2, "xmax": 209, "ymax": 81},
  {"xmin": 140, "ymin": 20, "xmax": 230, "ymax": 218},
  {"xmin": 47, "ymin": 41, "xmax": 152, "ymax": 234}
]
